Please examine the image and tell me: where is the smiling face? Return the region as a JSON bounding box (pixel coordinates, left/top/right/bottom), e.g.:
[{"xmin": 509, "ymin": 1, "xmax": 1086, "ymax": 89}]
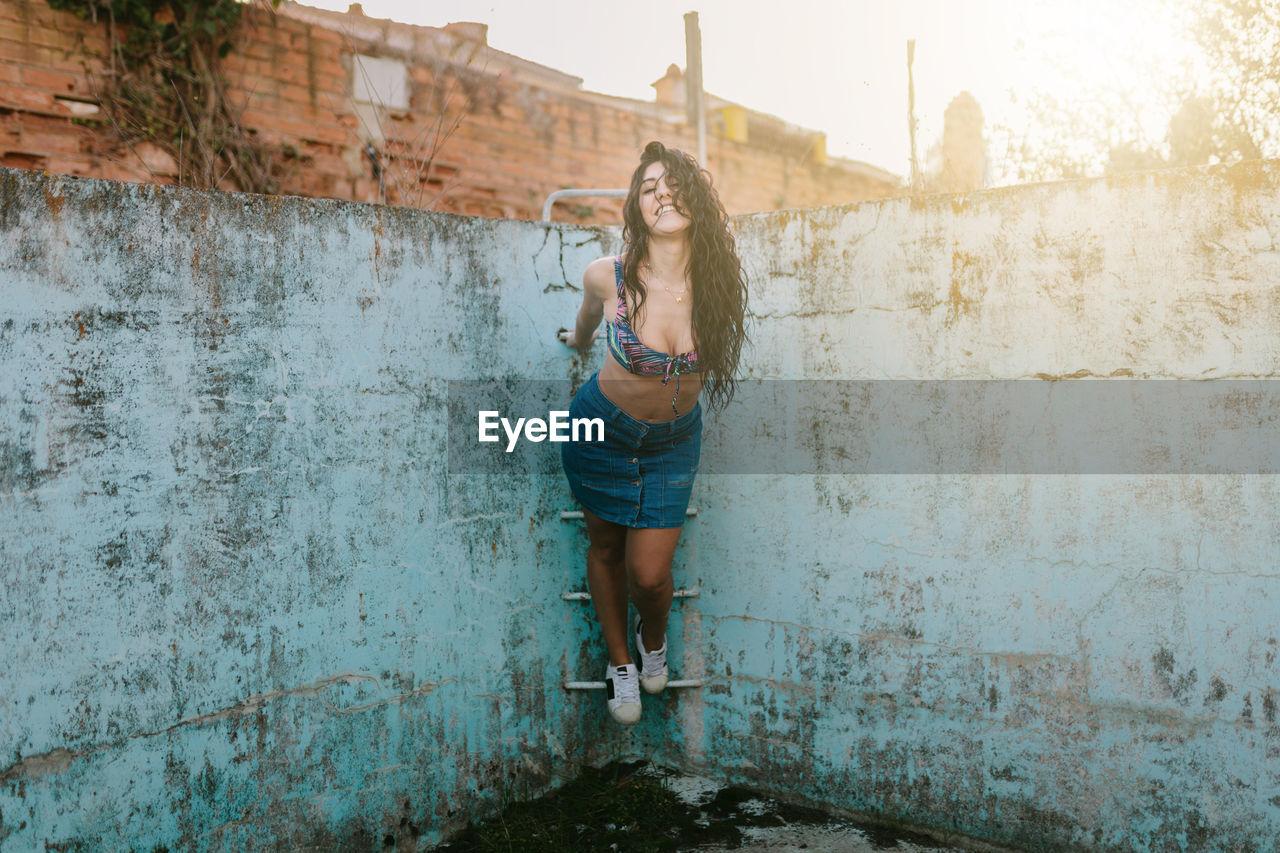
[{"xmin": 638, "ymin": 161, "xmax": 691, "ymax": 238}]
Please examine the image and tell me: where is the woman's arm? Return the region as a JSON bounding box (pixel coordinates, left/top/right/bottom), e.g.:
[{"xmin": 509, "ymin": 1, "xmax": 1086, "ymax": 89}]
[{"xmin": 563, "ymin": 257, "xmax": 612, "ymax": 352}]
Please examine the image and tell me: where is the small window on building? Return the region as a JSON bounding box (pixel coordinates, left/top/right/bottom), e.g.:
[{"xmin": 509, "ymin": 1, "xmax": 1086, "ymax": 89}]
[{"xmin": 351, "ymin": 54, "xmax": 409, "ymax": 111}]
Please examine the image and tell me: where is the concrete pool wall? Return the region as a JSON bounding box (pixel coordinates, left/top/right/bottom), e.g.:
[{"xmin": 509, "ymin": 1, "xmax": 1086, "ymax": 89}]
[{"xmin": 2, "ymin": 162, "xmax": 1279, "ymax": 851}]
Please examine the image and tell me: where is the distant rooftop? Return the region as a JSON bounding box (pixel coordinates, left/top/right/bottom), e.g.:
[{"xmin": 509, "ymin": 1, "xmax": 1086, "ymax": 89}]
[{"xmin": 278, "ymin": 1, "xmax": 900, "ymax": 185}]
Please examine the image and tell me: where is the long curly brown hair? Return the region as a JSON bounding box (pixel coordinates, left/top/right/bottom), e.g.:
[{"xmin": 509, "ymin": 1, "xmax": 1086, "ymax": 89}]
[{"xmin": 620, "ymin": 141, "xmax": 748, "ymax": 413}]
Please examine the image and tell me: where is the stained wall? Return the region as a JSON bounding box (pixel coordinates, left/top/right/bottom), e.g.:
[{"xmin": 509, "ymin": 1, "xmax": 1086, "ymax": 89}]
[
  {"xmin": 3, "ymin": 160, "xmax": 1280, "ymax": 851},
  {"xmin": 694, "ymin": 162, "xmax": 1280, "ymax": 852},
  {"xmin": 0, "ymin": 167, "xmax": 655, "ymax": 849}
]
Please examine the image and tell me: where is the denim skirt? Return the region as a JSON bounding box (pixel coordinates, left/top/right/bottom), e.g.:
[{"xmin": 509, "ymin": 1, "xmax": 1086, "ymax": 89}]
[{"xmin": 560, "ymin": 371, "xmax": 702, "ymax": 528}]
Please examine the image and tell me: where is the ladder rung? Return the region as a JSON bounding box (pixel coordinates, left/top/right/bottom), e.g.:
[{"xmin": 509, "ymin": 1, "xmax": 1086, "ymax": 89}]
[
  {"xmin": 560, "ymin": 508, "xmax": 698, "ymax": 520},
  {"xmin": 561, "ymin": 588, "xmax": 699, "ymax": 601},
  {"xmin": 563, "ymin": 679, "xmax": 704, "ymax": 690}
]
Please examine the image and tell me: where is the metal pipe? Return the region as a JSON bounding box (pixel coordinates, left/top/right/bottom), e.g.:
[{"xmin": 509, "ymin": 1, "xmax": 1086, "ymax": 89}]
[
  {"xmin": 908, "ymin": 40, "xmax": 920, "ymax": 191},
  {"xmin": 562, "ymin": 588, "xmax": 699, "ymax": 601},
  {"xmin": 684, "ymin": 12, "xmax": 707, "ymax": 166},
  {"xmin": 563, "ymin": 678, "xmax": 705, "ymax": 690},
  {"xmin": 560, "ymin": 507, "xmax": 697, "ymax": 520},
  {"xmin": 541, "ymin": 188, "xmax": 628, "ymax": 222}
]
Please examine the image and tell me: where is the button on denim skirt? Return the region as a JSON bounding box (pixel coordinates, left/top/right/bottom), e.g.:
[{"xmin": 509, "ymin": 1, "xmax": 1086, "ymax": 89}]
[{"xmin": 560, "ymin": 371, "xmax": 702, "ymax": 528}]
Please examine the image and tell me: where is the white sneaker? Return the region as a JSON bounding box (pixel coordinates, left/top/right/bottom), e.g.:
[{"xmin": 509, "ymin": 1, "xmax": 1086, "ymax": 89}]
[
  {"xmin": 633, "ymin": 615, "xmax": 669, "ymax": 694},
  {"xmin": 605, "ymin": 663, "xmax": 641, "ymax": 725}
]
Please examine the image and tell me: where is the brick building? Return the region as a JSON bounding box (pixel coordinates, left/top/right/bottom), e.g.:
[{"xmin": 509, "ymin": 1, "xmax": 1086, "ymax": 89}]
[{"xmin": 0, "ymin": 0, "xmax": 901, "ymax": 223}]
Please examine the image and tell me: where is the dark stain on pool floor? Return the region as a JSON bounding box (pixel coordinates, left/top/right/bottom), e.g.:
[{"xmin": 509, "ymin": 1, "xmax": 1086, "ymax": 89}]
[{"xmin": 433, "ymin": 761, "xmax": 979, "ymax": 852}]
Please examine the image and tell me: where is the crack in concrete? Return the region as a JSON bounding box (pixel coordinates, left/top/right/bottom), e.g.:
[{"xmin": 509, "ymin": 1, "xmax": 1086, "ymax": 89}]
[
  {"xmin": 323, "ymin": 678, "xmax": 457, "ymax": 715},
  {"xmin": 702, "ymin": 671, "xmax": 817, "ymax": 697},
  {"xmin": 0, "ymin": 672, "xmax": 452, "ymax": 782},
  {"xmin": 0, "ymin": 483, "xmax": 65, "ymax": 500},
  {"xmin": 442, "ymin": 512, "xmax": 516, "ymax": 526},
  {"xmin": 715, "ymin": 670, "xmax": 1255, "ymax": 736},
  {"xmin": 701, "ymin": 612, "xmax": 1080, "ymax": 667},
  {"xmin": 532, "ymin": 228, "xmax": 567, "ymax": 294}
]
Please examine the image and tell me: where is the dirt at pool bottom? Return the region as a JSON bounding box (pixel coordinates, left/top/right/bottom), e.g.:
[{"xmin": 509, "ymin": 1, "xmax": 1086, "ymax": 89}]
[{"xmin": 432, "ymin": 761, "xmax": 989, "ymax": 852}]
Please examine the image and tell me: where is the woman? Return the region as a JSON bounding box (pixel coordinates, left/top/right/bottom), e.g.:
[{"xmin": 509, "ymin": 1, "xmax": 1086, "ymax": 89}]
[{"xmin": 561, "ymin": 141, "xmax": 748, "ymax": 724}]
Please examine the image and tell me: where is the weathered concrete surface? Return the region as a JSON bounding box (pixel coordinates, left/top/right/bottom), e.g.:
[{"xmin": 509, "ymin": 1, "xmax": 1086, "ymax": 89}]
[
  {"xmin": 0, "ymin": 168, "xmax": 703, "ymax": 850},
  {"xmin": 686, "ymin": 162, "xmax": 1280, "ymax": 852},
  {"xmin": 4, "ymin": 161, "xmax": 1280, "ymax": 852}
]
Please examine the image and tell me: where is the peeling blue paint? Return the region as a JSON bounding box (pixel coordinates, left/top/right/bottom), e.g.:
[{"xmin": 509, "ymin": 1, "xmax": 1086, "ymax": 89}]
[
  {"xmin": 4, "ymin": 163, "xmax": 1280, "ymax": 852},
  {"xmin": 0, "ymin": 169, "xmax": 646, "ymax": 850}
]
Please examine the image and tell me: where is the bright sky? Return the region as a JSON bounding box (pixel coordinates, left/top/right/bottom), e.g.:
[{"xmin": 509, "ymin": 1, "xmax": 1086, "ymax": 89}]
[{"xmin": 297, "ymin": 0, "xmax": 1198, "ymax": 181}]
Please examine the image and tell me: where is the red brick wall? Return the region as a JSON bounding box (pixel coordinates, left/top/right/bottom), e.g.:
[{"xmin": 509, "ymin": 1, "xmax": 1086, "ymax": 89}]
[{"xmin": 0, "ymin": 0, "xmax": 899, "ymax": 223}]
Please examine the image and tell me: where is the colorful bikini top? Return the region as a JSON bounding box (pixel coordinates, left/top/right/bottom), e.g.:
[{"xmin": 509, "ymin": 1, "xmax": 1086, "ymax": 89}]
[{"xmin": 606, "ymin": 257, "xmax": 702, "ymax": 414}]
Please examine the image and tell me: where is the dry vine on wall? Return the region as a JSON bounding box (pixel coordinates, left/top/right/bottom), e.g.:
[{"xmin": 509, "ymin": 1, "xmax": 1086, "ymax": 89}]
[{"xmin": 48, "ymin": 0, "xmax": 292, "ymax": 193}]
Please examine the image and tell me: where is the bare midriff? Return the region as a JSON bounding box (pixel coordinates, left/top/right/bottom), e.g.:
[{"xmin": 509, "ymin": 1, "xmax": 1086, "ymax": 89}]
[{"xmin": 597, "ymin": 353, "xmax": 703, "ymax": 422}]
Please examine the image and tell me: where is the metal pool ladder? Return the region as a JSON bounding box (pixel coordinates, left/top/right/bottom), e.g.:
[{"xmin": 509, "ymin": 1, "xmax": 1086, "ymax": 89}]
[
  {"xmin": 559, "ymin": 507, "xmax": 705, "ymax": 691},
  {"xmin": 541, "ymin": 188, "xmax": 627, "ymax": 222}
]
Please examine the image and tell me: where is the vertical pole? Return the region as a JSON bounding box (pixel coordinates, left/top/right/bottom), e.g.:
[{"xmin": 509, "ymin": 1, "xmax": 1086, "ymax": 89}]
[
  {"xmin": 907, "ymin": 39, "xmax": 920, "ymax": 191},
  {"xmin": 684, "ymin": 11, "xmax": 707, "ymax": 166}
]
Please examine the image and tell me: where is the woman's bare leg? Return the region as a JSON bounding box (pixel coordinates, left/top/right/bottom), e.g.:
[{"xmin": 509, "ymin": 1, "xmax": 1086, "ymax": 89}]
[
  {"xmin": 583, "ymin": 508, "xmax": 631, "ymax": 666},
  {"xmin": 626, "ymin": 526, "xmax": 683, "ymax": 651}
]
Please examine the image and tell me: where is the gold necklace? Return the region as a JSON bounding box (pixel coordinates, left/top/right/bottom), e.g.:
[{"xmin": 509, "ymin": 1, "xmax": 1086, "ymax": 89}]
[
  {"xmin": 641, "ymin": 261, "xmax": 690, "ymax": 303},
  {"xmin": 662, "ymin": 283, "xmax": 690, "ymax": 303}
]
